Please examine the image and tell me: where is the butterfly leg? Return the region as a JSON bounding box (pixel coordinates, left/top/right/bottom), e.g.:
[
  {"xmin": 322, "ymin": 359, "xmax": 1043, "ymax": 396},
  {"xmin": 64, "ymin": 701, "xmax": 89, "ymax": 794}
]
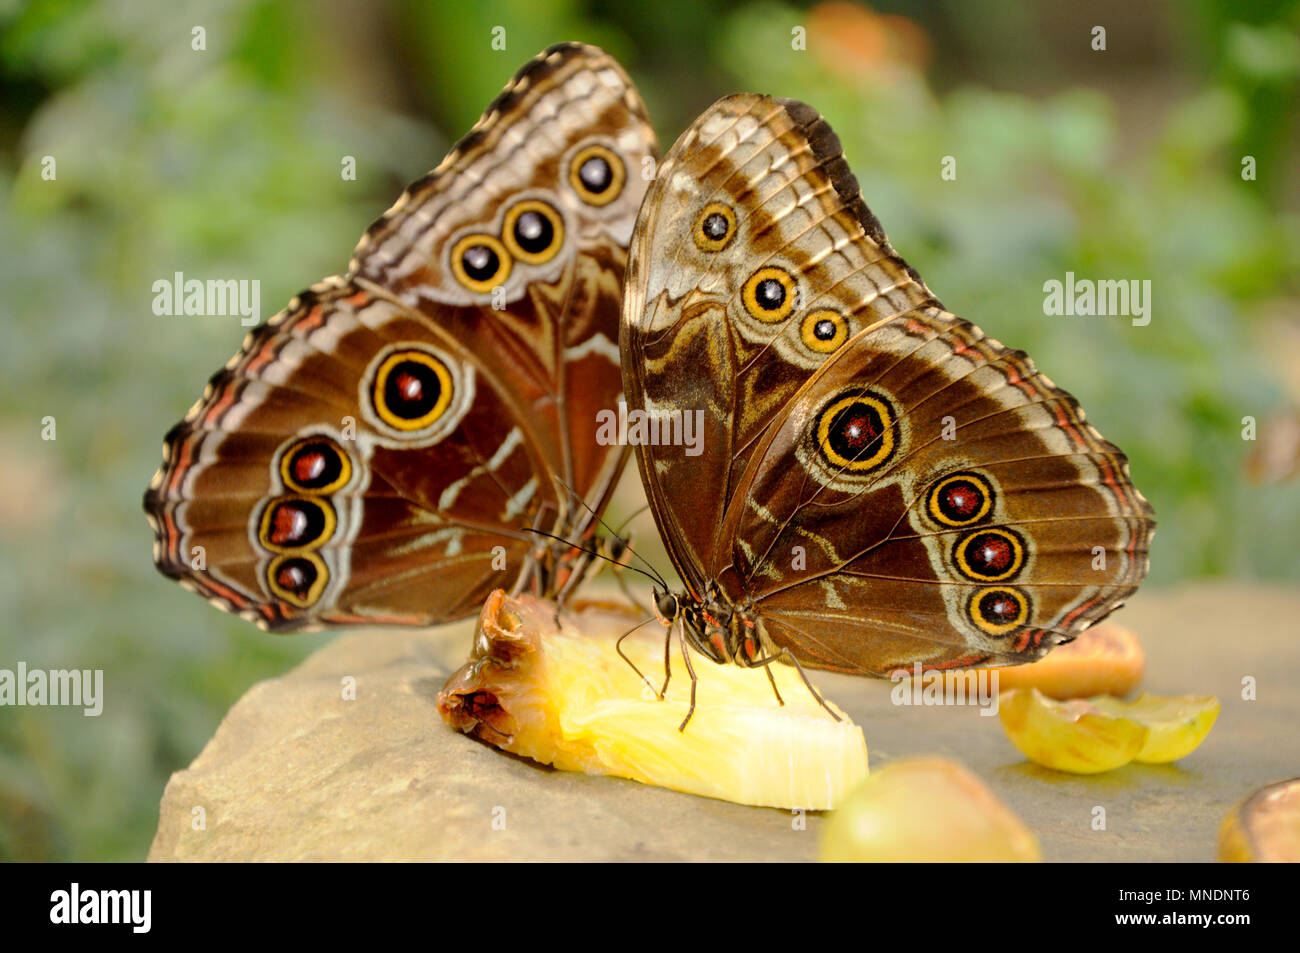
[
  {"xmin": 677, "ymin": 627, "xmax": 700, "ymax": 732},
  {"xmin": 763, "ymin": 663, "xmax": 785, "ymax": 708},
  {"xmin": 614, "ymin": 616, "xmax": 664, "ymax": 700},
  {"xmin": 748, "ymin": 650, "xmax": 841, "ymax": 723},
  {"xmin": 657, "ymin": 617, "xmax": 674, "ymax": 700}
]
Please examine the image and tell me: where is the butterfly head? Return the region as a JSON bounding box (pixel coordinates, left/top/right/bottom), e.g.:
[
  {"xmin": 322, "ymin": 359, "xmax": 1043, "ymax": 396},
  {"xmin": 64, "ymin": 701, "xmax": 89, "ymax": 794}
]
[{"xmin": 652, "ymin": 588, "xmax": 680, "ymax": 627}]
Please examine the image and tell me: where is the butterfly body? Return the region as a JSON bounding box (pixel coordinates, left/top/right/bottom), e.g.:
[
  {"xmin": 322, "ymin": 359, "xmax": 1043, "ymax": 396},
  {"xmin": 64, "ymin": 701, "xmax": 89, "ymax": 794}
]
[
  {"xmin": 621, "ymin": 94, "xmax": 1155, "ymax": 690},
  {"xmin": 145, "ymin": 44, "xmax": 658, "ymax": 631}
]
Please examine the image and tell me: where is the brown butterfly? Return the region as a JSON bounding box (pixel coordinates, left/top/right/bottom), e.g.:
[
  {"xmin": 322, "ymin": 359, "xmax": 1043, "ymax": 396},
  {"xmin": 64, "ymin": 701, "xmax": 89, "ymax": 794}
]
[
  {"xmin": 144, "ymin": 43, "xmax": 658, "ymax": 631},
  {"xmin": 620, "ymin": 95, "xmax": 1155, "ymax": 725}
]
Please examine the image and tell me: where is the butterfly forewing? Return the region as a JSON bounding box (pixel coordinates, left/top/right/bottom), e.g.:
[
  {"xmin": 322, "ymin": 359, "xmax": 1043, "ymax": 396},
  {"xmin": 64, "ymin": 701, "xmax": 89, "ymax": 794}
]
[
  {"xmin": 145, "ymin": 44, "xmax": 658, "ymax": 631},
  {"xmin": 621, "ymin": 94, "xmax": 1154, "ymax": 674}
]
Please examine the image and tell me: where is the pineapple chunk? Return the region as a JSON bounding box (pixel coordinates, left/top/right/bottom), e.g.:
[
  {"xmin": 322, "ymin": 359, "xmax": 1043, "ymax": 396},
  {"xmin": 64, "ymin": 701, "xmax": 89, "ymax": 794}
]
[{"xmin": 437, "ymin": 590, "xmax": 868, "ymax": 810}]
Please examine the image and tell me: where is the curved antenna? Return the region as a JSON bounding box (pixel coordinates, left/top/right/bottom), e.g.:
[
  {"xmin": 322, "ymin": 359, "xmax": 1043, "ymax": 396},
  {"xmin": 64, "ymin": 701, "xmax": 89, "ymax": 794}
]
[
  {"xmin": 546, "ymin": 475, "xmax": 672, "ymax": 590},
  {"xmin": 525, "ymin": 527, "xmax": 669, "ymax": 591}
]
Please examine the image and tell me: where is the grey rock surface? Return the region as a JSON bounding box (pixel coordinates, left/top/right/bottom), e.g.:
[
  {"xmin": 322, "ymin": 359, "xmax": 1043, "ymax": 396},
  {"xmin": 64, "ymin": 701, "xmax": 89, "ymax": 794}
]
[{"xmin": 149, "ymin": 584, "xmax": 1300, "ymax": 861}]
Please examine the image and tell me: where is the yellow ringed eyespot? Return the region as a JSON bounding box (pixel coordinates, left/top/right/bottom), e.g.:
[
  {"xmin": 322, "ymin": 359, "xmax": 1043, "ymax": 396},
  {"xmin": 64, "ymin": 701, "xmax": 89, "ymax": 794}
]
[
  {"xmin": 694, "ymin": 202, "xmax": 736, "ymax": 252},
  {"xmin": 928, "ymin": 473, "xmax": 993, "ymax": 527},
  {"xmin": 280, "ymin": 438, "xmax": 351, "ymax": 494},
  {"xmin": 816, "ymin": 392, "xmax": 897, "ymax": 472},
  {"xmin": 450, "ymin": 233, "xmax": 512, "ymax": 293},
  {"xmin": 258, "ymin": 496, "xmax": 337, "ymax": 552},
  {"xmin": 969, "ymin": 587, "xmax": 1029, "ymax": 636},
  {"xmin": 742, "ymin": 267, "xmax": 797, "ymax": 323},
  {"xmin": 371, "ymin": 349, "xmax": 454, "ymax": 432},
  {"xmin": 267, "ymin": 551, "xmax": 329, "ymax": 607},
  {"xmin": 801, "ymin": 309, "xmax": 848, "ymax": 352},
  {"xmin": 953, "ymin": 528, "xmax": 1025, "ymax": 582},
  {"xmin": 502, "ymin": 199, "xmax": 564, "ymax": 265},
  {"xmin": 568, "ymin": 145, "xmax": 625, "ymax": 206}
]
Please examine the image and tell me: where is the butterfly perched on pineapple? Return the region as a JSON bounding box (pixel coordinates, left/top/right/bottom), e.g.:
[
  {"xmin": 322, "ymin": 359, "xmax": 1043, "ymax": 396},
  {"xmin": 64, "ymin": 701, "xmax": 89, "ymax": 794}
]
[
  {"xmin": 144, "ymin": 43, "xmax": 658, "ymax": 629},
  {"xmin": 619, "ymin": 95, "xmax": 1154, "ymax": 723}
]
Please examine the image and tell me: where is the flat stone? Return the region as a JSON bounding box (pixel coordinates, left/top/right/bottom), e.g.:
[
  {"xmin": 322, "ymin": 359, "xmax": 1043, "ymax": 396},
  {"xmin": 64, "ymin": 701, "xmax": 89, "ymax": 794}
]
[{"xmin": 149, "ymin": 583, "xmax": 1300, "ymax": 861}]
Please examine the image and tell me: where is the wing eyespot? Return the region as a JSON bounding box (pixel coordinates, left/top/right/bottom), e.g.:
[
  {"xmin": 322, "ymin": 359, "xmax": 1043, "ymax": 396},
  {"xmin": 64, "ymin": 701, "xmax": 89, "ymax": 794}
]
[
  {"xmin": 800, "ymin": 309, "xmax": 847, "ymax": 353},
  {"xmin": 568, "ymin": 144, "xmax": 625, "ymax": 206},
  {"xmin": 815, "ymin": 391, "xmax": 898, "ymax": 473},
  {"xmin": 503, "ymin": 199, "xmax": 565, "ymax": 265},
  {"xmin": 280, "ymin": 438, "xmax": 352, "ymax": 494},
  {"xmin": 267, "ymin": 552, "xmax": 329, "ymax": 608},
  {"xmin": 258, "ymin": 496, "xmax": 337, "ymax": 552},
  {"xmin": 371, "ymin": 349, "xmax": 454, "ymax": 432},
  {"xmin": 953, "ymin": 528, "xmax": 1025, "ymax": 582},
  {"xmin": 968, "ymin": 586, "xmax": 1030, "ymax": 636},
  {"xmin": 450, "ymin": 233, "xmax": 512, "ymax": 293},
  {"xmin": 742, "ymin": 267, "xmax": 797, "ymax": 323},
  {"xmin": 693, "ymin": 202, "xmax": 736, "ymax": 252},
  {"xmin": 928, "ymin": 472, "xmax": 993, "ymax": 527}
]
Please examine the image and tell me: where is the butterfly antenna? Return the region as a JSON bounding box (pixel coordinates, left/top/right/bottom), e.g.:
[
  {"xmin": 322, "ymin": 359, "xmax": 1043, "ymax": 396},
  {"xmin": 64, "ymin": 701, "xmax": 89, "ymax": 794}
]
[
  {"xmin": 524, "ymin": 528, "xmax": 667, "ymax": 591},
  {"xmin": 547, "ymin": 476, "xmax": 671, "ymax": 590},
  {"xmin": 612, "ymin": 502, "xmax": 652, "ymax": 537}
]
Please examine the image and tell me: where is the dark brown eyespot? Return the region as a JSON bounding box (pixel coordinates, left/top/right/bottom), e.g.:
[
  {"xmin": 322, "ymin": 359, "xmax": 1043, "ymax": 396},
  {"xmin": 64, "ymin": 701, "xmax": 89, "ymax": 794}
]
[
  {"xmin": 258, "ymin": 496, "xmax": 336, "ymax": 552},
  {"xmin": 815, "ymin": 391, "xmax": 897, "ymax": 473},
  {"xmin": 450, "ymin": 234, "xmax": 512, "ymax": 293},
  {"xmin": 954, "ymin": 528, "xmax": 1025, "ymax": 582},
  {"xmin": 502, "ymin": 199, "xmax": 564, "ymax": 265},
  {"xmin": 371, "ymin": 349, "xmax": 453, "ymax": 432},
  {"xmin": 568, "ymin": 145, "xmax": 625, "ymax": 206},
  {"xmin": 929, "ymin": 472, "xmax": 993, "ymax": 527},
  {"xmin": 267, "ymin": 552, "xmax": 328, "ymax": 608},
  {"xmin": 742, "ymin": 267, "xmax": 797, "ymax": 323},
  {"xmin": 281, "ymin": 438, "xmax": 351, "ymax": 494},
  {"xmin": 969, "ymin": 587, "xmax": 1029, "ymax": 636},
  {"xmin": 693, "ymin": 202, "xmax": 736, "ymax": 252}
]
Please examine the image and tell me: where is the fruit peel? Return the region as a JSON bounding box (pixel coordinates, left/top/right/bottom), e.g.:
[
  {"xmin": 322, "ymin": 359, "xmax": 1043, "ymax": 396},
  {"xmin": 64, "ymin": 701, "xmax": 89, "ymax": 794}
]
[
  {"xmin": 821, "ymin": 757, "xmax": 1040, "ymax": 862},
  {"xmin": 1088, "ymin": 693, "xmax": 1220, "ymax": 764},
  {"xmin": 1219, "ymin": 778, "xmax": 1300, "ymax": 862},
  {"xmin": 998, "ymin": 688, "xmax": 1149, "ymax": 774},
  {"xmin": 998, "ymin": 688, "xmax": 1218, "ymax": 774}
]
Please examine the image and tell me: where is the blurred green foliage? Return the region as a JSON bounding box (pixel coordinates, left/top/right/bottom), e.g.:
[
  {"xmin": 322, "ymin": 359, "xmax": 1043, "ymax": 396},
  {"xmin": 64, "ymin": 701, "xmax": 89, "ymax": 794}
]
[{"xmin": 0, "ymin": 0, "xmax": 1297, "ymax": 860}]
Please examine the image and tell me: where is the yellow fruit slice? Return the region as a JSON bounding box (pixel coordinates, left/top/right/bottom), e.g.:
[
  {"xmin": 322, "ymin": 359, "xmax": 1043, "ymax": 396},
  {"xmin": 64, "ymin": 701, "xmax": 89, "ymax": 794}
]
[
  {"xmin": 1219, "ymin": 778, "xmax": 1300, "ymax": 862},
  {"xmin": 998, "ymin": 688, "xmax": 1148, "ymax": 774},
  {"xmin": 1088, "ymin": 693, "xmax": 1219, "ymax": 763},
  {"xmin": 437, "ymin": 590, "xmax": 868, "ymax": 810},
  {"xmin": 821, "ymin": 758, "xmax": 1040, "ymax": 862},
  {"xmin": 980, "ymin": 623, "xmax": 1144, "ymax": 699}
]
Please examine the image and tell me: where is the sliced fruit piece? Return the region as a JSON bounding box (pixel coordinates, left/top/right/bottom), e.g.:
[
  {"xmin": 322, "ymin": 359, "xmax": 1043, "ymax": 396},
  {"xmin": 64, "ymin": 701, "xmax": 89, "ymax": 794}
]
[
  {"xmin": 821, "ymin": 757, "xmax": 1040, "ymax": 862},
  {"xmin": 437, "ymin": 590, "xmax": 868, "ymax": 810},
  {"xmin": 1089, "ymin": 693, "xmax": 1219, "ymax": 763},
  {"xmin": 1219, "ymin": 778, "xmax": 1300, "ymax": 862},
  {"xmin": 979, "ymin": 622, "xmax": 1144, "ymax": 699},
  {"xmin": 998, "ymin": 687, "xmax": 1148, "ymax": 774}
]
